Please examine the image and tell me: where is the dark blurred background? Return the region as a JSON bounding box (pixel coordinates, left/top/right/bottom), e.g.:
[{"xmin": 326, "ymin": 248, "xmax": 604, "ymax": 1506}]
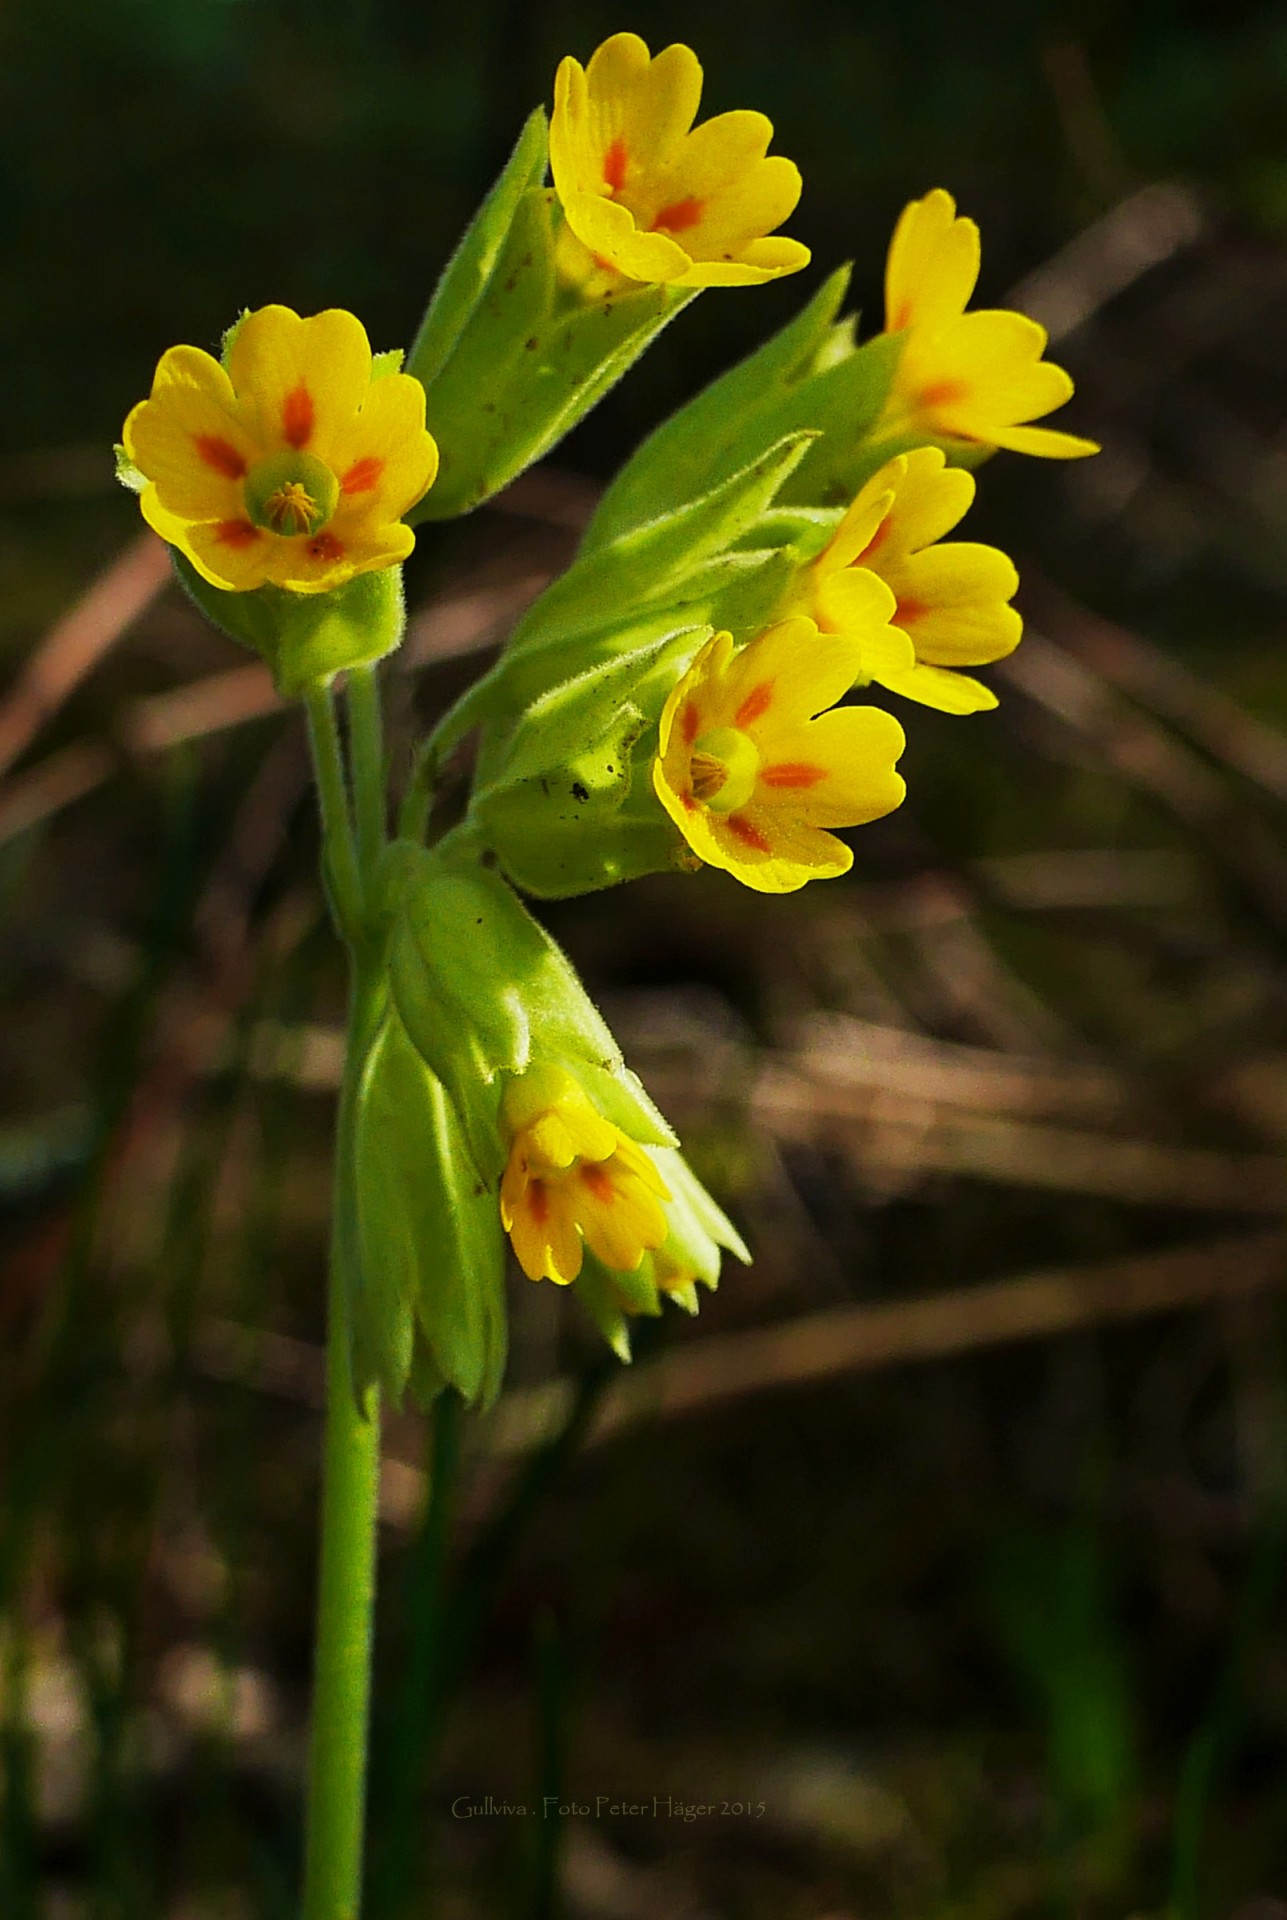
[{"xmin": 4, "ymin": 2, "xmax": 1287, "ymax": 1915}]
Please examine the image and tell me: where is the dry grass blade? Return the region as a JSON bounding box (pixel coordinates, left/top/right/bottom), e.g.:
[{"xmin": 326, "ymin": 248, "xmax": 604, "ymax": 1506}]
[
  {"xmin": 1031, "ymin": 583, "xmax": 1287, "ymax": 804},
  {"xmin": 758, "ymin": 1062, "xmax": 1287, "ymax": 1210},
  {"xmin": 0, "ymin": 531, "xmax": 171, "ymax": 780},
  {"xmin": 483, "ymin": 1232, "xmax": 1287, "ymax": 1463}
]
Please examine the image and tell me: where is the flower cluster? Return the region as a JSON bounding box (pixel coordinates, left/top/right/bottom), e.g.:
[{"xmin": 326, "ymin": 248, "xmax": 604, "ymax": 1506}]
[{"xmin": 117, "ymin": 32, "xmax": 1099, "ymax": 1401}]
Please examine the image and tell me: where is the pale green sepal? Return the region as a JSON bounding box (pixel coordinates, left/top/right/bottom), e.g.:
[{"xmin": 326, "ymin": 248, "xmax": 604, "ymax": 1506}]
[
  {"xmin": 172, "ymin": 555, "xmax": 405, "ymax": 697},
  {"xmin": 411, "ymin": 173, "xmax": 695, "ymax": 521},
  {"xmin": 114, "ymin": 444, "xmax": 147, "ymax": 493},
  {"xmin": 352, "ymin": 1008, "xmax": 508, "ymax": 1409},
  {"xmin": 219, "ymin": 309, "xmax": 251, "ymax": 369},
  {"xmin": 571, "ymin": 1259, "xmax": 636, "ymax": 1363},
  {"xmin": 565, "ymin": 1060, "xmax": 675, "ymax": 1154},
  {"xmin": 475, "ymin": 630, "xmax": 703, "ymax": 799},
  {"xmin": 501, "ymin": 434, "xmax": 817, "ymax": 662},
  {"xmin": 585, "ymin": 267, "xmax": 853, "ymax": 545},
  {"xmin": 470, "ymin": 630, "xmax": 704, "ymax": 899},
  {"xmin": 370, "ymin": 348, "xmax": 405, "ymax": 381},
  {"xmin": 407, "ymin": 108, "xmax": 550, "ymax": 394},
  {"xmin": 652, "ymin": 1145, "xmax": 751, "ymax": 1282}
]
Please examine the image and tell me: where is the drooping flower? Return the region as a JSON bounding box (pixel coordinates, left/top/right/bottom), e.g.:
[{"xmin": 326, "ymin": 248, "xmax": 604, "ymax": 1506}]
[
  {"xmin": 500, "ymin": 1066, "xmax": 670, "ymax": 1285},
  {"xmin": 652, "ymin": 618, "xmax": 906, "ymax": 894},
  {"xmin": 549, "ymin": 31, "xmax": 810, "ymax": 289},
  {"xmin": 881, "ymin": 189, "xmax": 1098, "ymax": 459},
  {"xmin": 122, "ymin": 306, "xmax": 439, "ymax": 594},
  {"xmin": 792, "ymin": 447, "xmax": 1021, "ymax": 712}
]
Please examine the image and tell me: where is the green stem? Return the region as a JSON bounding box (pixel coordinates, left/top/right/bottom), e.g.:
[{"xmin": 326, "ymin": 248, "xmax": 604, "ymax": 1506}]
[
  {"xmin": 304, "ymin": 682, "xmax": 365, "ymax": 942},
  {"xmin": 346, "ymin": 664, "xmax": 387, "ymax": 881},
  {"xmin": 302, "ymin": 967, "xmax": 384, "ymax": 1920}
]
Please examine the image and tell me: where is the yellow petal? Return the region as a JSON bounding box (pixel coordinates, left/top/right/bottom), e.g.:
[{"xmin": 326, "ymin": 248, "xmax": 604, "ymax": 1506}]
[
  {"xmin": 886, "ymin": 543, "xmax": 1021, "ymax": 666},
  {"xmin": 814, "ymin": 568, "xmax": 904, "ymax": 648},
  {"xmin": 324, "ymin": 371, "xmax": 439, "ymax": 524},
  {"xmin": 123, "ymin": 345, "xmax": 251, "ymax": 521},
  {"xmin": 819, "ymin": 480, "xmax": 897, "ymax": 574},
  {"xmin": 704, "ymin": 807, "xmax": 855, "ymax": 894},
  {"xmin": 163, "ymin": 508, "xmax": 273, "ymax": 592},
  {"xmin": 560, "ymin": 190, "xmax": 693, "ymax": 282},
  {"xmin": 575, "ymin": 1156, "xmax": 668, "ymax": 1272},
  {"xmin": 897, "ymin": 309, "xmax": 1086, "ymax": 448},
  {"xmin": 991, "ymin": 423, "xmax": 1100, "ymax": 459},
  {"xmin": 876, "ymin": 447, "xmax": 975, "ymax": 559},
  {"xmin": 876, "ymin": 661, "xmax": 999, "ymax": 713},
  {"xmin": 669, "ymin": 234, "xmax": 810, "ymax": 288},
  {"xmin": 885, "ymin": 188, "xmax": 980, "ymax": 335},
  {"xmin": 755, "ymin": 704, "xmax": 907, "ymax": 828},
  {"xmin": 719, "ymin": 616, "xmax": 870, "ymax": 731},
  {"xmin": 611, "ymin": 38, "xmax": 704, "ymax": 172},
  {"xmin": 227, "ymin": 306, "xmax": 373, "ymax": 463}
]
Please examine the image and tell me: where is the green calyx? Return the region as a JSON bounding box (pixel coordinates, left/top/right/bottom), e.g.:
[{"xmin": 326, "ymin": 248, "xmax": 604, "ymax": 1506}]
[{"xmin": 244, "ymin": 450, "xmax": 339, "ymax": 537}]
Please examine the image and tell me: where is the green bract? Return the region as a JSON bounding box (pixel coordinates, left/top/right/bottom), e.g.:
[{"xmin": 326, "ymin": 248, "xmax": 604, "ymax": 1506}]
[
  {"xmin": 585, "ymin": 267, "xmax": 907, "ymax": 541},
  {"xmin": 407, "ymin": 110, "xmax": 695, "ymax": 521},
  {"xmin": 174, "ymin": 556, "xmax": 405, "ymax": 698}
]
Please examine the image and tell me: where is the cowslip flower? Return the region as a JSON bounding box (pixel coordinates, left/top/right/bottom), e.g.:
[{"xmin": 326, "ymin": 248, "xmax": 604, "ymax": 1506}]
[
  {"xmin": 500, "ymin": 1066, "xmax": 670, "ymax": 1285},
  {"xmin": 122, "ymin": 306, "xmax": 439, "ymax": 594},
  {"xmin": 881, "ymin": 189, "xmax": 1098, "ymax": 459},
  {"xmin": 652, "ymin": 618, "xmax": 906, "ymax": 894},
  {"xmin": 549, "ymin": 31, "xmax": 810, "ymax": 289},
  {"xmin": 792, "ymin": 447, "xmax": 1021, "ymax": 713}
]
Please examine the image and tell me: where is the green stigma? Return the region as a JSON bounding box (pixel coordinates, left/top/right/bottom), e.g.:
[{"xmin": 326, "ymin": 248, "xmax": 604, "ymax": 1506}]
[
  {"xmin": 244, "ymin": 450, "xmax": 339, "ymax": 538},
  {"xmin": 690, "ymin": 726, "xmax": 760, "ymax": 812}
]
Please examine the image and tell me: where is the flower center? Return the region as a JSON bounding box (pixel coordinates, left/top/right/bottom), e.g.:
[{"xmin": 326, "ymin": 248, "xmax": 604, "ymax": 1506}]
[
  {"xmin": 243, "ymin": 450, "xmax": 339, "ymax": 538},
  {"xmin": 690, "ymin": 727, "xmax": 760, "ymax": 812}
]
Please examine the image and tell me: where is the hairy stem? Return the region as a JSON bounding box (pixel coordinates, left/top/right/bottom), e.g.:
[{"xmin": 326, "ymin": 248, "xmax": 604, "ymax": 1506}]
[{"xmin": 301, "ymin": 966, "xmax": 384, "ymax": 1920}]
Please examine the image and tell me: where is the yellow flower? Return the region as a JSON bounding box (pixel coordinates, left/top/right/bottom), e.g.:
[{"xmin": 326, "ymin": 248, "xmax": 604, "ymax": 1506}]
[
  {"xmin": 499, "ymin": 1067, "xmax": 670, "ymax": 1285},
  {"xmin": 795, "ymin": 447, "xmax": 1021, "ymax": 713},
  {"xmin": 549, "ymin": 31, "xmax": 810, "ymax": 289},
  {"xmin": 882, "ymin": 189, "xmax": 1098, "ymax": 460},
  {"xmin": 652, "ymin": 618, "xmax": 906, "ymax": 894},
  {"xmin": 122, "ymin": 306, "xmax": 439, "ymax": 594}
]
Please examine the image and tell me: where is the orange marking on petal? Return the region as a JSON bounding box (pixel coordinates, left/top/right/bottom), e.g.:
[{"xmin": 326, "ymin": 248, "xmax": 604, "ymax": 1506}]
[
  {"xmin": 308, "ymin": 532, "xmax": 344, "ymax": 562},
  {"xmin": 283, "ymin": 384, "xmax": 315, "ymax": 449},
  {"xmin": 761, "ymin": 762, "xmax": 826, "ymax": 789},
  {"xmin": 340, "ymin": 455, "xmax": 384, "ymax": 495},
  {"xmin": 734, "ymin": 683, "xmax": 774, "ymax": 728},
  {"xmin": 195, "ymin": 436, "xmax": 247, "ymax": 480},
  {"xmin": 215, "ymin": 519, "xmax": 259, "ymax": 548},
  {"xmin": 580, "ymin": 1161, "xmax": 616, "ymax": 1203},
  {"xmin": 527, "ymin": 1180, "xmax": 550, "ymax": 1225},
  {"xmin": 603, "ymin": 136, "xmax": 629, "ymax": 193},
  {"xmin": 680, "ymin": 791, "xmax": 698, "ymax": 813},
  {"xmin": 894, "ymin": 597, "xmax": 927, "ymax": 625},
  {"xmin": 890, "ymin": 301, "xmax": 912, "ymax": 331},
  {"xmin": 651, "ymin": 196, "xmax": 704, "ymax": 234},
  {"xmin": 919, "ymin": 378, "xmax": 968, "ymax": 410},
  {"xmin": 680, "ymin": 700, "xmax": 701, "ymax": 746},
  {"xmin": 728, "ymin": 814, "xmax": 772, "ymax": 853}
]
